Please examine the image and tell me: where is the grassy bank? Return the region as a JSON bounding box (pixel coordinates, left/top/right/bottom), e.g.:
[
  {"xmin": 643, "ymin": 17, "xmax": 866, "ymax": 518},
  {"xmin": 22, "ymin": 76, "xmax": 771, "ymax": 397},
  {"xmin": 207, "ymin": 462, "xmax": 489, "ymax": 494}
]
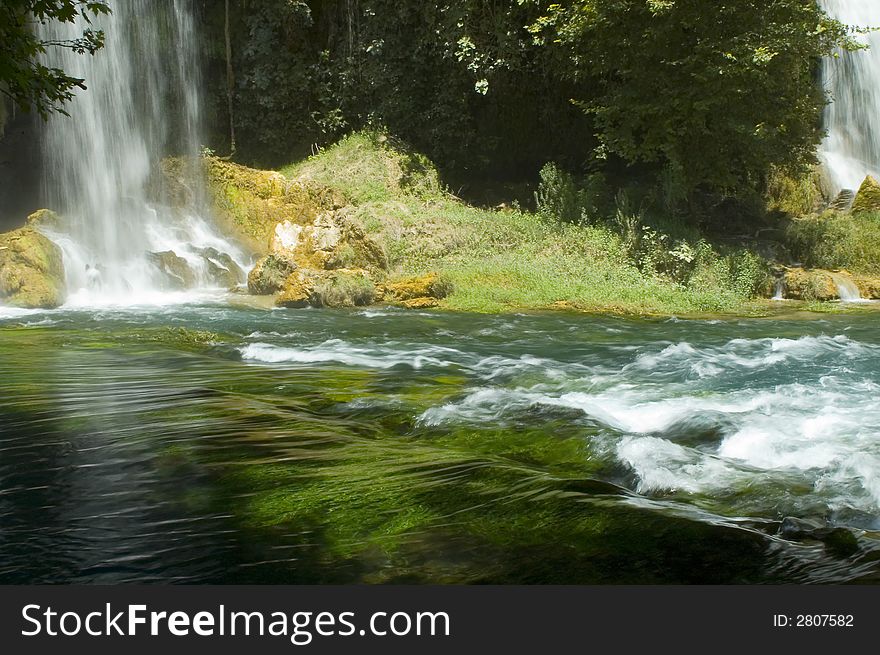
[{"xmin": 273, "ymin": 132, "xmax": 774, "ymax": 316}]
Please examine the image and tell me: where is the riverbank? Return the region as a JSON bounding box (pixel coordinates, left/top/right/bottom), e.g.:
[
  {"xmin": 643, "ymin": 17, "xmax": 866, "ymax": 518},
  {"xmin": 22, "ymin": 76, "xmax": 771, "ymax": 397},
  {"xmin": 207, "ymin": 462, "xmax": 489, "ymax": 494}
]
[{"xmin": 184, "ymin": 131, "xmax": 878, "ymax": 317}]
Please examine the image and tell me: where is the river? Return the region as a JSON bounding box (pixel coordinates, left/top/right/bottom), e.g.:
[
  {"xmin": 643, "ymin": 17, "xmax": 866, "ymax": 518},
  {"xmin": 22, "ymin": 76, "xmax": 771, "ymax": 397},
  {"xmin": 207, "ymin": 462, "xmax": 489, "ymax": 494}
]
[{"xmin": 2, "ymin": 300, "xmax": 879, "ymax": 583}]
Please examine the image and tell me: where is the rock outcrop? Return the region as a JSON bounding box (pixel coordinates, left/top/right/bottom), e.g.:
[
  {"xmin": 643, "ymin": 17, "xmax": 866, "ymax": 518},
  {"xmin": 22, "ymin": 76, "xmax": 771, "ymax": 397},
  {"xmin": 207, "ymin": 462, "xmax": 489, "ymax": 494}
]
[
  {"xmin": 851, "ymin": 175, "xmax": 880, "ymax": 214},
  {"xmin": 0, "ymin": 227, "xmax": 66, "ymax": 308}
]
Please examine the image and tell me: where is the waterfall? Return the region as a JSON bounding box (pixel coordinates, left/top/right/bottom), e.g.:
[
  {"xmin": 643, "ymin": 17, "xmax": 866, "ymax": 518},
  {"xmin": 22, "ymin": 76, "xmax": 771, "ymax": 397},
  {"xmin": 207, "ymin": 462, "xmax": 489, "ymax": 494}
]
[
  {"xmin": 820, "ymin": 0, "xmax": 880, "ymax": 193},
  {"xmin": 772, "ymin": 278, "xmax": 785, "ymax": 301},
  {"xmin": 830, "ymin": 273, "xmax": 864, "ymax": 302},
  {"xmin": 35, "ymin": 0, "xmax": 248, "ymax": 306}
]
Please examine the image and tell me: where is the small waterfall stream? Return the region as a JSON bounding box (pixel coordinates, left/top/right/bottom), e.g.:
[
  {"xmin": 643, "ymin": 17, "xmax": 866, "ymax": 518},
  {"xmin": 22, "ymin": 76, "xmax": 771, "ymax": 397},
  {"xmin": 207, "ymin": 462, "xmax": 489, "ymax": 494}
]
[
  {"xmin": 36, "ymin": 0, "xmax": 248, "ymax": 306},
  {"xmin": 831, "ymin": 273, "xmax": 864, "ymax": 302},
  {"xmin": 820, "ymin": 0, "xmax": 880, "ymax": 192}
]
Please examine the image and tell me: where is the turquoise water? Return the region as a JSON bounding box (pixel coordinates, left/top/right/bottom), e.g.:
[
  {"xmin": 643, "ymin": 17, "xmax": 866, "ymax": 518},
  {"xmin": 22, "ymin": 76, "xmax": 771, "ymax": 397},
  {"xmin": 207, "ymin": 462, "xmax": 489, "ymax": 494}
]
[{"xmin": 2, "ymin": 300, "xmax": 880, "ymax": 583}]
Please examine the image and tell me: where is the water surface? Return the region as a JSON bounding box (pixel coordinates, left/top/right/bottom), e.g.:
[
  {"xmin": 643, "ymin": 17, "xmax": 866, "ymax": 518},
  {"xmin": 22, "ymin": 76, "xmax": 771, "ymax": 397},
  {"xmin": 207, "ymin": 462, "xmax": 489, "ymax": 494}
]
[{"xmin": 2, "ymin": 302, "xmax": 880, "ymax": 583}]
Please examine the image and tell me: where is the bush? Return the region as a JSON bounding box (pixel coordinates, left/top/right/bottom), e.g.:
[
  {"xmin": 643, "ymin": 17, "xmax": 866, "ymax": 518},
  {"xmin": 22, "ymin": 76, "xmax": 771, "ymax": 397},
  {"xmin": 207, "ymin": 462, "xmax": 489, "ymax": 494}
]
[{"xmin": 785, "ymin": 211, "xmax": 880, "ymax": 273}]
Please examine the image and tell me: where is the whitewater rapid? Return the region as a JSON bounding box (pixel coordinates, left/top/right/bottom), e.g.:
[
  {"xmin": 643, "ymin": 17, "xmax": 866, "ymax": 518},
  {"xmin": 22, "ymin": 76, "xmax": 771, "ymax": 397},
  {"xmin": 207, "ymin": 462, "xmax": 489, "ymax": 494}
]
[{"xmin": 238, "ymin": 319, "xmax": 880, "ymax": 526}]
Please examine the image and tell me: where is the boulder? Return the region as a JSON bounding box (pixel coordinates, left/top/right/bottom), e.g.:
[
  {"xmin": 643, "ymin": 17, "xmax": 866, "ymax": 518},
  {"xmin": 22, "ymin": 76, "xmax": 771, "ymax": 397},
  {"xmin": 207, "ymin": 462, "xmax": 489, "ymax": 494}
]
[
  {"xmin": 196, "ymin": 247, "xmax": 245, "ymax": 288},
  {"xmin": 275, "ymin": 269, "xmax": 315, "ymax": 308},
  {"xmin": 0, "ymin": 227, "xmax": 66, "ymax": 308},
  {"xmin": 147, "ymin": 250, "xmax": 196, "ymax": 290},
  {"xmin": 247, "ymin": 254, "xmax": 297, "ymax": 295},
  {"xmin": 851, "ymin": 175, "xmax": 880, "ymax": 214}
]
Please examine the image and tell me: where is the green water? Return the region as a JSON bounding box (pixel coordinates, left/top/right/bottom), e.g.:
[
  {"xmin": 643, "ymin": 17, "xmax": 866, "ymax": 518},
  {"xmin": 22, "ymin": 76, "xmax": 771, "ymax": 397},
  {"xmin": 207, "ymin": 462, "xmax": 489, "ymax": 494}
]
[{"xmin": 2, "ymin": 301, "xmax": 880, "ymax": 583}]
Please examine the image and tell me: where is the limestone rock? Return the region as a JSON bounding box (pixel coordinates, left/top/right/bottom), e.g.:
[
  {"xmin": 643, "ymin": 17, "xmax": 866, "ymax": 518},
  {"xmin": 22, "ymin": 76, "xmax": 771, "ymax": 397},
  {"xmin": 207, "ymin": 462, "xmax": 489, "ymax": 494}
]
[
  {"xmin": 247, "ymin": 254, "xmax": 297, "ymax": 295},
  {"xmin": 147, "ymin": 250, "xmax": 196, "ymax": 290},
  {"xmin": 0, "ymin": 227, "xmax": 66, "ymax": 308},
  {"xmin": 268, "ymin": 211, "xmax": 387, "ymax": 274},
  {"xmin": 851, "ymin": 175, "xmax": 880, "ymax": 214}
]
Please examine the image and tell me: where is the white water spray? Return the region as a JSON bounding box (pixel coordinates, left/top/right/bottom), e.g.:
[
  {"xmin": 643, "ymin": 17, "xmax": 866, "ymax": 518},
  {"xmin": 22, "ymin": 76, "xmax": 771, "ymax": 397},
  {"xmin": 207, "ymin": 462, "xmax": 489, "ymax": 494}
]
[
  {"xmin": 36, "ymin": 0, "xmax": 248, "ymax": 306},
  {"xmin": 820, "ymin": 1, "xmax": 880, "ymax": 192}
]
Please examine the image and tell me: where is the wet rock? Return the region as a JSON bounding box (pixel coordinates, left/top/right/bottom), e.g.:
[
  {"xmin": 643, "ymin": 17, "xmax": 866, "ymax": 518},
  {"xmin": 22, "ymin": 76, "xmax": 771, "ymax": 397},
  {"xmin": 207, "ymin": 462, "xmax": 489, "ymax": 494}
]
[
  {"xmin": 0, "ymin": 227, "xmax": 66, "ymax": 308},
  {"xmin": 196, "ymin": 247, "xmax": 245, "ymax": 288},
  {"xmin": 25, "ymin": 208, "xmax": 63, "ymax": 231},
  {"xmin": 147, "ymin": 250, "xmax": 196, "ymax": 290},
  {"xmin": 310, "ymin": 269, "xmax": 376, "ymax": 308},
  {"xmin": 851, "ymin": 175, "xmax": 880, "ymax": 214},
  {"xmin": 248, "ymin": 254, "xmax": 297, "ymax": 295}
]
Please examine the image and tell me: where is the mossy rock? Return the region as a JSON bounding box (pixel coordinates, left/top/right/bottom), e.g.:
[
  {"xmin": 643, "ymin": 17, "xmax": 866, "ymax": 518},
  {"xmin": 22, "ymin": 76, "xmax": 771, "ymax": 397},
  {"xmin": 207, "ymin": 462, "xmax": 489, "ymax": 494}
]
[
  {"xmin": 248, "ymin": 254, "xmax": 297, "ymax": 295},
  {"xmin": 276, "ymin": 268, "xmax": 376, "ymax": 309},
  {"xmin": 310, "ymin": 269, "xmax": 376, "ymax": 308},
  {"xmin": 387, "ymin": 272, "xmax": 452, "ymax": 301},
  {"xmin": 147, "ymin": 250, "xmax": 196, "ymax": 290},
  {"xmin": 275, "ymin": 269, "xmax": 316, "ymax": 308},
  {"xmin": 269, "ymin": 212, "xmax": 388, "ymax": 274},
  {"xmin": 0, "ymin": 227, "xmax": 66, "ymax": 308},
  {"xmin": 203, "ymin": 157, "xmax": 342, "ymax": 256},
  {"xmin": 781, "ymin": 268, "xmax": 838, "ymax": 301},
  {"xmin": 851, "ymin": 175, "xmax": 880, "ymax": 214}
]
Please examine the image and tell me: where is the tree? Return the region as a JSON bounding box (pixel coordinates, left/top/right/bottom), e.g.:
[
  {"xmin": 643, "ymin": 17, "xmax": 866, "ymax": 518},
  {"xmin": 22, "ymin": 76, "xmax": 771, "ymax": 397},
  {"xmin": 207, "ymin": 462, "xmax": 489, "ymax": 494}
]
[
  {"xmin": 524, "ymin": 0, "xmax": 858, "ymax": 199},
  {"xmin": 0, "ymin": 0, "xmax": 111, "ymax": 118}
]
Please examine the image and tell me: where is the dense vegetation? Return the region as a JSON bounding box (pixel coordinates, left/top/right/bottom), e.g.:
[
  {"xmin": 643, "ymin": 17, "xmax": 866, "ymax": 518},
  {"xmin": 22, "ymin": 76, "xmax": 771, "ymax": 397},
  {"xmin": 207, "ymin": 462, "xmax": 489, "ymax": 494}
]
[{"xmin": 199, "ymin": 0, "xmax": 855, "ymax": 206}]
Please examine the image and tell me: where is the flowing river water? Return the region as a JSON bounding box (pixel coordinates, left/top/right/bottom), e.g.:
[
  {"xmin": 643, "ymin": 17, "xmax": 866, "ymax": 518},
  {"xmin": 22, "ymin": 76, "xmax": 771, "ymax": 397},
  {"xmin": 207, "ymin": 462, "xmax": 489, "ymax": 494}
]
[{"xmin": 2, "ymin": 301, "xmax": 880, "ymax": 584}]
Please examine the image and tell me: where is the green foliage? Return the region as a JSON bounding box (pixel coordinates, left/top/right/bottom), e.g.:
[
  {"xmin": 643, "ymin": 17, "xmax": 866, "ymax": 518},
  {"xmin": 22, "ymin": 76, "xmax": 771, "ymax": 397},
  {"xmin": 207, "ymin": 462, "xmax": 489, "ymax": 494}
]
[
  {"xmin": 0, "ymin": 0, "xmax": 110, "ymax": 118},
  {"xmin": 281, "ymin": 131, "xmax": 774, "ymax": 315},
  {"xmin": 765, "ymin": 167, "xmax": 827, "ymax": 217},
  {"xmin": 785, "ymin": 211, "xmax": 880, "ymax": 274},
  {"xmin": 525, "ymin": 0, "xmax": 856, "ymax": 198}
]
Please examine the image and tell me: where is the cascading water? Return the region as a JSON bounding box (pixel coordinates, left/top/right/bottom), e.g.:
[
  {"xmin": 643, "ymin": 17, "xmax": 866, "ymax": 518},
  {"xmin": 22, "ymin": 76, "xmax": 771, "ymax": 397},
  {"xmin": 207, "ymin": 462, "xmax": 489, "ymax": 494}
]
[
  {"xmin": 820, "ymin": 0, "xmax": 880, "ymax": 192},
  {"xmin": 36, "ymin": 0, "xmax": 248, "ymax": 306}
]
